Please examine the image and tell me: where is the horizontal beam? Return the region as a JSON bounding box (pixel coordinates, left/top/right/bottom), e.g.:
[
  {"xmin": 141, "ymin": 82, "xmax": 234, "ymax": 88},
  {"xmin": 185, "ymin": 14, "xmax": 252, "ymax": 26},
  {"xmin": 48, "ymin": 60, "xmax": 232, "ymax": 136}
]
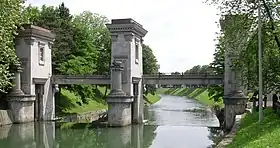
[
  {"xmin": 52, "ymin": 74, "xmax": 224, "ymax": 85},
  {"xmin": 52, "ymin": 75, "xmax": 110, "ymax": 85}
]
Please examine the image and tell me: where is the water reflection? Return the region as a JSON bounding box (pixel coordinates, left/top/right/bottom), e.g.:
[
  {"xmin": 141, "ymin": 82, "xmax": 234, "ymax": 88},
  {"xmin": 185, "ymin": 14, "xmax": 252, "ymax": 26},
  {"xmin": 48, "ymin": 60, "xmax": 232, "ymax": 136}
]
[
  {"xmin": 0, "ymin": 122, "xmax": 157, "ymax": 148},
  {"xmin": 0, "ymin": 95, "xmax": 222, "ymax": 148},
  {"xmin": 0, "ymin": 122, "xmax": 56, "ymax": 148}
]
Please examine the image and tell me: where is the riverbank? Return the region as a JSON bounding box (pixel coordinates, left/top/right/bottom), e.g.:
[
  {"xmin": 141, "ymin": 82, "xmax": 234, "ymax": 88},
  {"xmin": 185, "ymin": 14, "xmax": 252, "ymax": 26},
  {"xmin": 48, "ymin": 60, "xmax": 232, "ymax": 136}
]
[
  {"xmin": 58, "ymin": 87, "xmax": 160, "ymax": 116},
  {"xmin": 226, "ymin": 108, "xmax": 280, "ymax": 148},
  {"xmin": 157, "ymin": 88, "xmax": 223, "ymax": 108}
]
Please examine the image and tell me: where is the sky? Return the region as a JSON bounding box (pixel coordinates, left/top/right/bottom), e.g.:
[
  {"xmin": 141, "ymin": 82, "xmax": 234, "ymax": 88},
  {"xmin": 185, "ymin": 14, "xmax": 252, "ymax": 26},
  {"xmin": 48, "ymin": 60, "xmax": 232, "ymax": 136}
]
[{"xmin": 25, "ymin": 0, "xmax": 220, "ymax": 73}]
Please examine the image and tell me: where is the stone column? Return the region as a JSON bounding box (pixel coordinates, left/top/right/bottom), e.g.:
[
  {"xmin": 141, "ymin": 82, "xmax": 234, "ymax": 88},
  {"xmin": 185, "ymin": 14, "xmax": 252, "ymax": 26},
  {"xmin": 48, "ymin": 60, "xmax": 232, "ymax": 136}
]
[
  {"xmin": 107, "ymin": 60, "xmax": 133, "ymax": 126},
  {"xmin": 7, "ymin": 67, "xmax": 35, "ymax": 123},
  {"xmin": 10, "ymin": 67, "xmax": 25, "ymax": 96}
]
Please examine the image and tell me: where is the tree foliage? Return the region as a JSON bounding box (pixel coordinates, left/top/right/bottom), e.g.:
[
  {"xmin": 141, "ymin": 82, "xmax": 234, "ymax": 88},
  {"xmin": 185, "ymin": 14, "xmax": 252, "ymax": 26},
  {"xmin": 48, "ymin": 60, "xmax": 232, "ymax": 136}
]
[
  {"xmin": 206, "ymin": 0, "xmax": 280, "ymax": 101},
  {"xmin": 142, "ymin": 44, "xmax": 159, "ymax": 95},
  {"xmin": 0, "ymin": 0, "xmax": 27, "ymax": 94}
]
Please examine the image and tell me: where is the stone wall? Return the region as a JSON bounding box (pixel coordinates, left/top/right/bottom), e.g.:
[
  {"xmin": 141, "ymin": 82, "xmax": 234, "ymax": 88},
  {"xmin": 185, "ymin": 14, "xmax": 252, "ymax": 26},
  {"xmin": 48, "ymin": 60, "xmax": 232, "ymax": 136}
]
[
  {"xmin": 0, "ymin": 110, "xmax": 13, "ymax": 126},
  {"xmin": 61, "ymin": 109, "xmax": 106, "ymax": 123}
]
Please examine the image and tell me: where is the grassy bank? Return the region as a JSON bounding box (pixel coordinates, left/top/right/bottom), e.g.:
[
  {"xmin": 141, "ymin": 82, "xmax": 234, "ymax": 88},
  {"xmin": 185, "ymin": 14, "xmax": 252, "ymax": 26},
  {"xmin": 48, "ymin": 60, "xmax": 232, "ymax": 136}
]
[
  {"xmin": 144, "ymin": 93, "xmax": 161, "ymax": 104},
  {"xmin": 157, "ymin": 88, "xmax": 223, "ymax": 107},
  {"xmin": 57, "ymin": 86, "xmax": 160, "ymax": 115},
  {"xmin": 228, "ymin": 108, "xmax": 280, "ymax": 148},
  {"xmin": 56, "ymin": 87, "xmax": 108, "ymax": 115}
]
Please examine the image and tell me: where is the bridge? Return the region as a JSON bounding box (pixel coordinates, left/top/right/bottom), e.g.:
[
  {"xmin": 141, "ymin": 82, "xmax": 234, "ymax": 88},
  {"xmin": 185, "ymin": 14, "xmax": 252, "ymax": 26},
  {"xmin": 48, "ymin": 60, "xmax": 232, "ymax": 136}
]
[
  {"xmin": 51, "ymin": 74, "xmax": 223, "ymax": 85},
  {"xmin": 4, "ymin": 18, "xmax": 247, "ymax": 133}
]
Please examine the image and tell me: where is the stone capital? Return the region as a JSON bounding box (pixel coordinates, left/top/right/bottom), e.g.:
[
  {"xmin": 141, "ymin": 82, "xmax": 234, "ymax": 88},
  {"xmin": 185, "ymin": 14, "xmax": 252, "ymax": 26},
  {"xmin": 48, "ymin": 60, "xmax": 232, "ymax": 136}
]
[
  {"xmin": 124, "ymin": 33, "xmax": 134, "ymax": 41},
  {"xmin": 24, "ymin": 37, "xmax": 36, "ymax": 45},
  {"xmin": 111, "ymin": 33, "xmax": 118, "ymax": 42}
]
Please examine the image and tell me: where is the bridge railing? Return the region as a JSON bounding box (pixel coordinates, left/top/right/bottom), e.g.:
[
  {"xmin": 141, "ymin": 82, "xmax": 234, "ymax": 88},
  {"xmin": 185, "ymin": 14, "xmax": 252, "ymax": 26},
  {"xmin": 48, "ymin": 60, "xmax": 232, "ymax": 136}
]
[{"xmin": 143, "ymin": 73, "xmax": 223, "ymax": 78}]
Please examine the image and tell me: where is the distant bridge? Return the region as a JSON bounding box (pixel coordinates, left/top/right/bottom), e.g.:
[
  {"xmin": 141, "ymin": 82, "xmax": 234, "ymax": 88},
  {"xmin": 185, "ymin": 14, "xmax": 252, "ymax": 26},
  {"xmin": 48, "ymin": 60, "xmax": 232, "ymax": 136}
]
[{"xmin": 51, "ymin": 74, "xmax": 223, "ymax": 85}]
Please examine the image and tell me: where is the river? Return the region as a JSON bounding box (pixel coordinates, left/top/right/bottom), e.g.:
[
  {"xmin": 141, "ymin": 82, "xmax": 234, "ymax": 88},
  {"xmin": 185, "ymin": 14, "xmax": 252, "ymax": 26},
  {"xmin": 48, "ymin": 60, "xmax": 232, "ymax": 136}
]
[{"xmin": 0, "ymin": 95, "xmax": 222, "ymax": 148}]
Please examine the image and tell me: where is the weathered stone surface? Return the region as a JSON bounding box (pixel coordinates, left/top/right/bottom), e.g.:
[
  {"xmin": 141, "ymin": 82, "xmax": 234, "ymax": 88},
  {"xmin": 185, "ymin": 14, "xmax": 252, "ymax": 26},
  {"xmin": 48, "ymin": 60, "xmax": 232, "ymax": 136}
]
[
  {"xmin": 224, "ymin": 104, "xmax": 236, "ymax": 133},
  {"xmin": 107, "ymin": 98, "xmax": 133, "ymax": 126},
  {"xmin": 0, "ymin": 110, "xmax": 13, "ymax": 126},
  {"xmin": 62, "ymin": 109, "xmax": 106, "ymax": 123},
  {"xmin": 16, "ymin": 24, "xmax": 55, "ymax": 121},
  {"xmin": 7, "ymin": 95, "xmax": 35, "ymax": 123}
]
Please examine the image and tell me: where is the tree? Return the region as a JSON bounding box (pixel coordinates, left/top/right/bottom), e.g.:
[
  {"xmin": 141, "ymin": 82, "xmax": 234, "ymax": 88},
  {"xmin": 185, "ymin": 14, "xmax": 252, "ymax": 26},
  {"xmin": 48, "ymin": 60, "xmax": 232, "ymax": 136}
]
[
  {"xmin": 0, "ymin": 0, "xmax": 25, "ymax": 94},
  {"xmin": 142, "ymin": 44, "xmax": 159, "ymax": 95}
]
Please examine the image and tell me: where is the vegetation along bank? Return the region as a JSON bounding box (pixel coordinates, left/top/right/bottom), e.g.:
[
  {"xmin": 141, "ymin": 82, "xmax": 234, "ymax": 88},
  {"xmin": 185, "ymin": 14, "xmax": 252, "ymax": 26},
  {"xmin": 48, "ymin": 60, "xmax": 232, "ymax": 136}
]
[
  {"xmin": 227, "ymin": 108, "xmax": 280, "ymax": 148},
  {"xmin": 157, "ymin": 88, "xmax": 223, "ymax": 108}
]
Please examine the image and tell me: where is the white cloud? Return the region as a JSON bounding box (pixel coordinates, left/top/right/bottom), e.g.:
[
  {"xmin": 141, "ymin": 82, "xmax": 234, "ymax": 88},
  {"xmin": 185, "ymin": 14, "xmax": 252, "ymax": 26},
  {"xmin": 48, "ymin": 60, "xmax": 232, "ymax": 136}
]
[{"xmin": 26, "ymin": 0, "xmax": 220, "ymax": 73}]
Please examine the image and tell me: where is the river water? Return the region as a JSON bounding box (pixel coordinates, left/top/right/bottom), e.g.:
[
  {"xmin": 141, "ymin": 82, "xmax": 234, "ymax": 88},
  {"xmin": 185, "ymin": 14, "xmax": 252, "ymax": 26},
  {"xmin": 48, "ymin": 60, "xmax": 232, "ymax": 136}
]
[{"xmin": 0, "ymin": 95, "xmax": 221, "ymax": 148}]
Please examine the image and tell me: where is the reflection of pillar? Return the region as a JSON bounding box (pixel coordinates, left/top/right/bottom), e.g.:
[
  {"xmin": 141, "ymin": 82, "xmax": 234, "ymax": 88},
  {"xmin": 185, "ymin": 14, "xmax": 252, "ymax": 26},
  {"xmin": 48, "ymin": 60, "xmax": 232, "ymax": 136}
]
[
  {"xmin": 0, "ymin": 124, "xmax": 12, "ymax": 140},
  {"xmin": 107, "ymin": 60, "xmax": 133, "ymax": 126},
  {"xmin": 132, "ymin": 125, "xmax": 144, "ymax": 148},
  {"xmin": 35, "ymin": 122, "xmax": 56, "ymax": 148},
  {"xmin": 108, "ymin": 126, "xmax": 131, "ymax": 148},
  {"xmin": 8, "ymin": 123, "xmax": 35, "ymax": 147}
]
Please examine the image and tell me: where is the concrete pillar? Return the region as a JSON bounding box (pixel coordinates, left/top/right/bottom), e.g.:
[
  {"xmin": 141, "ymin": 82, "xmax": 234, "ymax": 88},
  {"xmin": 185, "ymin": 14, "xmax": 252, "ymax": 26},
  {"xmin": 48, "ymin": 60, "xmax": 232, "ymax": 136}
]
[
  {"xmin": 106, "ymin": 19, "xmax": 148, "ymax": 124},
  {"xmin": 107, "ymin": 60, "xmax": 133, "ymax": 126}
]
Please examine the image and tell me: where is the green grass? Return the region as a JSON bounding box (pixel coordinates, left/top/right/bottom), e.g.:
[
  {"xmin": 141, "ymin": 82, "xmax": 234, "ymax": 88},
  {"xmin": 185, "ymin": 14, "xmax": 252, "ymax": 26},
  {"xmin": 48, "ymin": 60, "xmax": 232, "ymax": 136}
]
[
  {"xmin": 57, "ymin": 86, "xmax": 161, "ymax": 115},
  {"xmin": 156, "ymin": 88, "xmax": 223, "ymax": 108},
  {"xmin": 57, "ymin": 87, "xmax": 108, "ymax": 115},
  {"xmin": 228, "ymin": 108, "xmax": 280, "ymax": 148},
  {"xmin": 145, "ymin": 93, "xmax": 160, "ymax": 104}
]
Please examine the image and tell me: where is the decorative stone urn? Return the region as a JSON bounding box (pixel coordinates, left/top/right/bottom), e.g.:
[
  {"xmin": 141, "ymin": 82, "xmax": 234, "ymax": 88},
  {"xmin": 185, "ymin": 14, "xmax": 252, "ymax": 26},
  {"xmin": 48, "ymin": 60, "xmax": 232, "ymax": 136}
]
[
  {"xmin": 6, "ymin": 67, "xmax": 35, "ymax": 123},
  {"xmin": 224, "ymin": 90, "xmax": 248, "ymax": 115}
]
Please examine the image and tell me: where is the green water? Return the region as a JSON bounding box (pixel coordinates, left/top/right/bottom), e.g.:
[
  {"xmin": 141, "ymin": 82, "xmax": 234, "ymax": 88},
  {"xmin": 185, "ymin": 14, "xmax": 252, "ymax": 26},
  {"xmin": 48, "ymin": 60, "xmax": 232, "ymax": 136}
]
[{"xmin": 0, "ymin": 95, "xmax": 222, "ymax": 148}]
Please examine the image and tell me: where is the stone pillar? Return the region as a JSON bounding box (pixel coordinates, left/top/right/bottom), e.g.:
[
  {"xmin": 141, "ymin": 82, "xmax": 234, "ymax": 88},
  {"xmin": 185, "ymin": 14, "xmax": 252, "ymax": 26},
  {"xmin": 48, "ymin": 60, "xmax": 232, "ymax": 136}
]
[
  {"xmin": 223, "ymin": 57, "xmax": 247, "ymax": 132},
  {"xmin": 15, "ymin": 24, "xmax": 55, "ymax": 121},
  {"xmin": 106, "ymin": 19, "xmax": 148, "ymax": 125},
  {"xmin": 107, "ymin": 60, "xmax": 133, "ymax": 126},
  {"xmin": 7, "ymin": 67, "xmax": 35, "ymax": 123}
]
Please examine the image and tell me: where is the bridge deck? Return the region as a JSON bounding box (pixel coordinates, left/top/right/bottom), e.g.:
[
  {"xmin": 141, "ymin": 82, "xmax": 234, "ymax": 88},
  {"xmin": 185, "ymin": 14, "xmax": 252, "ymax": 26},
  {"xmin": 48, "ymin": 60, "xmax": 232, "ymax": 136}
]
[{"xmin": 52, "ymin": 74, "xmax": 223, "ymax": 85}]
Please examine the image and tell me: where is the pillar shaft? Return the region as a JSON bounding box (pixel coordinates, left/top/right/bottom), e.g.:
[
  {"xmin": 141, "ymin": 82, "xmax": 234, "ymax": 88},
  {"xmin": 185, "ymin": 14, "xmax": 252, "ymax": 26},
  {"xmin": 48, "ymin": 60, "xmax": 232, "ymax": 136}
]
[
  {"xmin": 107, "ymin": 60, "xmax": 133, "ymax": 126},
  {"xmin": 111, "ymin": 67, "xmax": 122, "ymax": 91}
]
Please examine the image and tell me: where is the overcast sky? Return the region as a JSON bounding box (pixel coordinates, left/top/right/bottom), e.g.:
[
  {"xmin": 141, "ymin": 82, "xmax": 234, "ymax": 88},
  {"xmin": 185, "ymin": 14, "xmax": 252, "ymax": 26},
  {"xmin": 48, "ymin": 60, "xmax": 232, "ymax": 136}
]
[{"xmin": 26, "ymin": 0, "xmax": 220, "ymax": 73}]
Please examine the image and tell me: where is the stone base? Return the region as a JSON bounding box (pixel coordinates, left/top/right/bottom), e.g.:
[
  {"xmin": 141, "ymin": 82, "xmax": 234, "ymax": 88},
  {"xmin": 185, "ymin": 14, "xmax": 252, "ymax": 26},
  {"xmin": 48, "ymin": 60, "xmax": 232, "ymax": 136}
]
[
  {"xmin": 107, "ymin": 96, "xmax": 133, "ymax": 127},
  {"xmin": 7, "ymin": 95, "xmax": 35, "ymax": 123}
]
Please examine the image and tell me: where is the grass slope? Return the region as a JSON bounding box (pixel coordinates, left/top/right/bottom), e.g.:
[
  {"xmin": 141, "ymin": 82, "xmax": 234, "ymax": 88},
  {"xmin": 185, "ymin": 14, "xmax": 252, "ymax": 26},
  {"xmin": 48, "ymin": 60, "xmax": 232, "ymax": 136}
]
[
  {"xmin": 157, "ymin": 88, "xmax": 223, "ymax": 107},
  {"xmin": 144, "ymin": 93, "xmax": 160, "ymax": 104},
  {"xmin": 57, "ymin": 86, "xmax": 160, "ymax": 115},
  {"xmin": 228, "ymin": 108, "xmax": 280, "ymax": 148},
  {"xmin": 57, "ymin": 87, "xmax": 108, "ymax": 115}
]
